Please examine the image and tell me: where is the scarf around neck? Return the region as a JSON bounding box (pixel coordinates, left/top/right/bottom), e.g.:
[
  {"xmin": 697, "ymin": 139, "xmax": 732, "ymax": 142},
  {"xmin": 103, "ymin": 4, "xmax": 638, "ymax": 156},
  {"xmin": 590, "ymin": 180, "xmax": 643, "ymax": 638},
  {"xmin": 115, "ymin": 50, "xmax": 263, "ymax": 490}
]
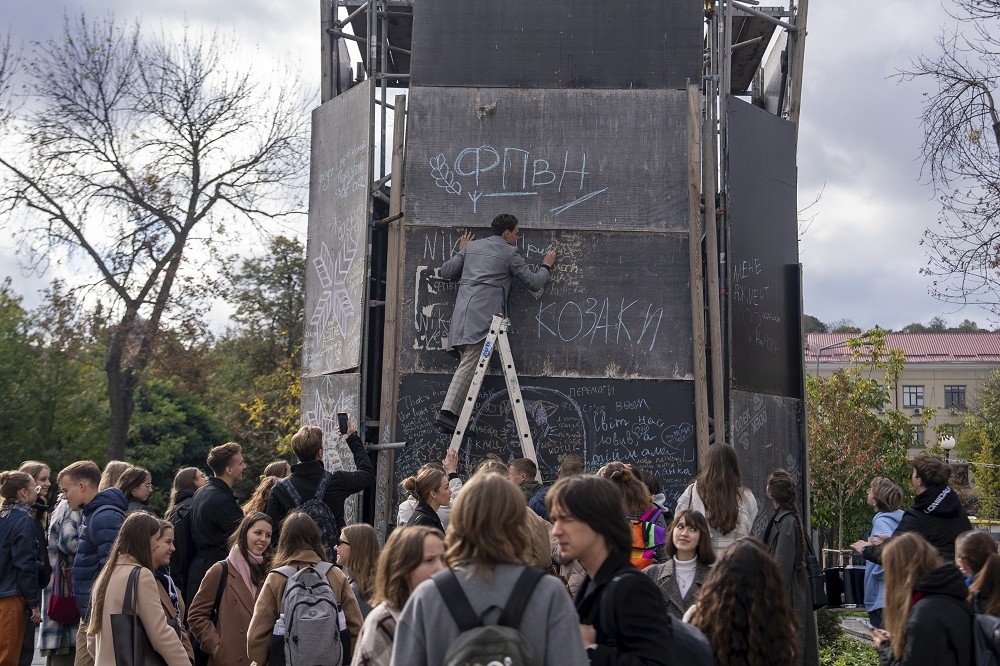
[{"xmin": 227, "ymin": 544, "xmax": 264, "ymax": 597}]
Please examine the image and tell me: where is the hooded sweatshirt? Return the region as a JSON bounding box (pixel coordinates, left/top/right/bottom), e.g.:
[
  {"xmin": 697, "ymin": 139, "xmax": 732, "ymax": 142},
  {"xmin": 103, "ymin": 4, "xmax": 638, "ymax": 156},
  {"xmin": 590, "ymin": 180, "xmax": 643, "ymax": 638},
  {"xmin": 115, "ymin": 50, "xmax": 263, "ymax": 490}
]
[
  {"xmin": 863, "ymin": 484, "xmax": 971, "ymax": 564},
  {"xmin": 876, "ymin": 564, "xmax": 972, "ymax": 666}
]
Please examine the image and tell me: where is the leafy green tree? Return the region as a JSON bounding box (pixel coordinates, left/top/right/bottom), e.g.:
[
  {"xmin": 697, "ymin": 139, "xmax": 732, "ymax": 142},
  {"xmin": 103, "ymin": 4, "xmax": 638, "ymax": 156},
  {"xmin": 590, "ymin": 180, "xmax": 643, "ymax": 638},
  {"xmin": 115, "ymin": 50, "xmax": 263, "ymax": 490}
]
[
  {"xmin": 128, "ymin": 377, "xmax": 229, "ymax": 513},
  {"xmin": 803, "ymin": 314, "xmax": 828, "ymax": 335},
  {"xmin": 0, "ymin": 279, "xmax": 38, "ymax": 459},
  {"xmin": 205, "ymin": 236, "xmax": 305, "ymax": 473},
  {"xmin": 0, "ymin": 15, "xmax": 310, "ymax": 461},
  {"xmin": 829, "ymin": 319, "xmax": 863, "ymax": 334},
  {"xmin": 807, "ymin": 328, "xmax": 915, "ymax": 549},
  {"xmin": 1, "ymin": 279, "xmax": 107, "ymax": 471},
  {"xmin": 956, "ymin": 368, "xmax": 1000, "ymax": 518}
]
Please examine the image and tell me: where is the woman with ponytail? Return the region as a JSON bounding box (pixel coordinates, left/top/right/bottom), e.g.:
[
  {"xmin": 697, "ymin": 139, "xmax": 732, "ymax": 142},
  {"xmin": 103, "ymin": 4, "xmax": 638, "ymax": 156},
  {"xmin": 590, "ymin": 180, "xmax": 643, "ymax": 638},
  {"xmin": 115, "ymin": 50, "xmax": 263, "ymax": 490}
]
[
  {"xmin": 764, "ymin": 468, "xmax": 818, "ymax": 666},
  {"xmin": 0, "ymin": 471, "xmax": 41, "ymax": 666},
  {"xmin": 956, "ymin": 529, "xmax": 1000, "ymax": 614}
]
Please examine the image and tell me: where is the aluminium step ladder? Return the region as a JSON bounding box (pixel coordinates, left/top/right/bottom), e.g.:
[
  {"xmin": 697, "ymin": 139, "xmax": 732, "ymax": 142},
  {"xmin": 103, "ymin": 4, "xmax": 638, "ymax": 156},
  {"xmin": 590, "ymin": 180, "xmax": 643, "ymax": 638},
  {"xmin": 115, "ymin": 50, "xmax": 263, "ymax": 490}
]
[{"xmin": 449, "ymin": 314, "xmax": 541, "ymax": 481}]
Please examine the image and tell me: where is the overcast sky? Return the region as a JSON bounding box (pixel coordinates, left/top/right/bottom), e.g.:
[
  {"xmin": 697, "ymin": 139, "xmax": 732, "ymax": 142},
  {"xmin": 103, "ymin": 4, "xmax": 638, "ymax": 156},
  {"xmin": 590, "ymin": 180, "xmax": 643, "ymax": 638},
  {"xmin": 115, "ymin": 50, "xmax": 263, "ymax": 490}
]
[{"xmin": 2, "ymin": 0, "xmax": 995, "ymax": 331}]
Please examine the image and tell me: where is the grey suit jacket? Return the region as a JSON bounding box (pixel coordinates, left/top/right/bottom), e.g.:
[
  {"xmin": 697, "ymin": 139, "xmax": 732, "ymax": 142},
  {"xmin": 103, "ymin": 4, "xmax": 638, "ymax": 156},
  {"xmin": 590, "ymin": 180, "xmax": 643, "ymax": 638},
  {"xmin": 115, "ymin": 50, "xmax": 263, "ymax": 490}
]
[
  {"xmin": 643, "ymin": 558, "xmax": 711, "ymax": 619},
  {"xmin": 440, "ymin": 234, "xmax": 551, "ymax": 350}
]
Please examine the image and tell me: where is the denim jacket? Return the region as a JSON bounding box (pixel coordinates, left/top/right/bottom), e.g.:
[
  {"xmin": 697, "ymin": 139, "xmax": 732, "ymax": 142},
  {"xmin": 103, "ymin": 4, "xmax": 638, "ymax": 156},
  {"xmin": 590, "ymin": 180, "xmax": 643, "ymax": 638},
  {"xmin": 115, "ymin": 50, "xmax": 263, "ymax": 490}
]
[{"xmin": 0, "ymin": 502, "xmax": 40, "ymax": 607}]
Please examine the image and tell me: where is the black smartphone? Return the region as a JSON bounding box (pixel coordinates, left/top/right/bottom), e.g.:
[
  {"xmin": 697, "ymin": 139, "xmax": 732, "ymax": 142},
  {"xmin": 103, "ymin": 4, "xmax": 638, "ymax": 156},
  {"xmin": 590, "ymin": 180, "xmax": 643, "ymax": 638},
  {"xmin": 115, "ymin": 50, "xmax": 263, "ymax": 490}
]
[{"xmin": 337, "ymin": 412, "xmax": 349, "ymax": 435}]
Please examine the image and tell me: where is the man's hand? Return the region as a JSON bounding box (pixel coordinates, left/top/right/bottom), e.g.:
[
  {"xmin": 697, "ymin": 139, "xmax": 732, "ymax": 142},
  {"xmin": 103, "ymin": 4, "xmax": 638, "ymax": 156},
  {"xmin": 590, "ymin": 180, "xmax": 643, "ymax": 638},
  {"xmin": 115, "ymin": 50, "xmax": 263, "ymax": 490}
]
[
  {"xmin": 542, "ymin": 249, "xmax": 556, "ymax": 268},
  {"xmin": 579, "ymin": 623, "xmax": 597, "ymax": 647},
  {"xmin": 458, "ymin": 230, "xmax": 474, "ymax": 251},
  {"xmin": 443, "ymin": 449, "xmax": 458, "ymax": 475},
  {"xmin": 346, "ymin": 419, "xmax": 358, "ymax": 438}
]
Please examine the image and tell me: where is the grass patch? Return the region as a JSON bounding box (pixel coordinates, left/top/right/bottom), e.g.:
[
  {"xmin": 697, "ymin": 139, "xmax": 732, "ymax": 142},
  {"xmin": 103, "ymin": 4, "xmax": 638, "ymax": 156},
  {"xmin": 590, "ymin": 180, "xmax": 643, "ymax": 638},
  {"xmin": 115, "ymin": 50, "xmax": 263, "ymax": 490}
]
[{"xmin": 819, "ymin": 634, "xmax": 878, "ymax": 666}]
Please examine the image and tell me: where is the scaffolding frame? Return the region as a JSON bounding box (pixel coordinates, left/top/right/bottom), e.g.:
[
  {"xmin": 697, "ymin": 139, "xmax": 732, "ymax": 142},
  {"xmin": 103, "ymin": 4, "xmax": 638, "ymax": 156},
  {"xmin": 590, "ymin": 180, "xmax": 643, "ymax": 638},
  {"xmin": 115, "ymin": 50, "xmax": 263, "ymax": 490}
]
[{"xmin": 317, "ymin": 0, "xmax": 809, "ymax": 526}]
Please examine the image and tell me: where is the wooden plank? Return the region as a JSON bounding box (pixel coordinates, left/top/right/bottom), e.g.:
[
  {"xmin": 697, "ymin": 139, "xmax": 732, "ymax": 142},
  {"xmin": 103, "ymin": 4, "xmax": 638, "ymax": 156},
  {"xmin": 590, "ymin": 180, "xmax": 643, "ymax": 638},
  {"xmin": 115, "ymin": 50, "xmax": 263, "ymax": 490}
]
[
  {"xmin": 687, "ymin": 84, "xmax": 710, "ymax": 463},
  {"xmin": 373, "ymin": 94, "xmax": 407, "ymax": 545}
]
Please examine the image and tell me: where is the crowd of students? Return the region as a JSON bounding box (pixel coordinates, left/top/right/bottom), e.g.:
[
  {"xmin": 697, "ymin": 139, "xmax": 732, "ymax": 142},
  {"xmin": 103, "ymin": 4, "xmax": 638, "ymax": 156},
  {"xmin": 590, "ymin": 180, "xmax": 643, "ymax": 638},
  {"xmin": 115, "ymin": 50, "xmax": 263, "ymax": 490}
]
[{"xmin": 1, "ymin": 436, "xmax": 995, "ymax": 666}]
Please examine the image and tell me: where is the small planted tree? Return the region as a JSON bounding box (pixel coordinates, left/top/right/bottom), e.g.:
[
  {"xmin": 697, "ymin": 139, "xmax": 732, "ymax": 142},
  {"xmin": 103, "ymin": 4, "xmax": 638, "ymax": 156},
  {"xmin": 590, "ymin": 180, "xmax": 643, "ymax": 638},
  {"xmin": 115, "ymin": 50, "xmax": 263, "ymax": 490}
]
[{"xmin": 807, "ymin": 329, "xmax": 916, "ymax": 550}]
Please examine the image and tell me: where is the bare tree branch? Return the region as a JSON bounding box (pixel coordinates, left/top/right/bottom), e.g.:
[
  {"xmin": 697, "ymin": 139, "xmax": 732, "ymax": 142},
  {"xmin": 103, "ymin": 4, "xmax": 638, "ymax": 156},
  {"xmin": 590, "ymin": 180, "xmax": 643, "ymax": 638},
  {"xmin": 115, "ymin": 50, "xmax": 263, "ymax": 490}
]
[
  {"xmin": 896, "ymin": 11, "xmax": 1000, "ymax": 314},
  {"xmin": 0, "ymin": 13, "xmax": 311, "ymax": 459}
]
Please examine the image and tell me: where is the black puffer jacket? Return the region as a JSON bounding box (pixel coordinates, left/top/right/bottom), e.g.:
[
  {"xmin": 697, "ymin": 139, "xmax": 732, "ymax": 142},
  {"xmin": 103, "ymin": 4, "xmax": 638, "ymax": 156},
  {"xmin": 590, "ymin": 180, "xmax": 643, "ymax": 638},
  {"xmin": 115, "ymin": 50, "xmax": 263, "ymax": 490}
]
[
  {"xmin": 863, "ymin": 484, "xmax": 971, "ymax": 563},
  {"xmin": 877, "ymin": 564, "xmax": 972, "ymax": 666}
]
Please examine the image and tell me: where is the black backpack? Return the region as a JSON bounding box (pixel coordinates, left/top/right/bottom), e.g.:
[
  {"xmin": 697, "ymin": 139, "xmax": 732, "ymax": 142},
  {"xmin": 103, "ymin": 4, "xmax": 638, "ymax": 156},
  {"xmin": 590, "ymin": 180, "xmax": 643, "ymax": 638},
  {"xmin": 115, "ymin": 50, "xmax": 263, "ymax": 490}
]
[
  {"xmin": 168, "ymin": 502, "xmax": 194, "ymax": 596},
  {"xmin": 974, "ymin": 591, "xmax": 1000, "ymax": 666},
  {"xmin": 433, "ymin": 567, "xmax": 545, "ymax": 666},
  {"xmin": 279, "ymin": 474, "xmax": 339, "ymax": 557}
]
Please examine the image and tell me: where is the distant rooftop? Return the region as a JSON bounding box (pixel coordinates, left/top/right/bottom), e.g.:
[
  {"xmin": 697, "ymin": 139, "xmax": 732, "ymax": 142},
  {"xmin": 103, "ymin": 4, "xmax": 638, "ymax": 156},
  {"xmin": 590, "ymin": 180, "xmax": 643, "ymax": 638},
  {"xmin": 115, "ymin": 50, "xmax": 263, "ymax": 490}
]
[{"xmin": 805, "ymin": 333, "xmax": 1000, "ymax": 363}]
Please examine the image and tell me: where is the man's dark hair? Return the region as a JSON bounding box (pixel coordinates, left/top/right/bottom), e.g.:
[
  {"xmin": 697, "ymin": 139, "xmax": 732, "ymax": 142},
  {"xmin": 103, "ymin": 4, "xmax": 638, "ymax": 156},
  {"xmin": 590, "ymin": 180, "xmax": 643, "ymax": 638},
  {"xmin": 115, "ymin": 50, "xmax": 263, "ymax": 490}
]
[
  {"xmin": 913, "ymin": 452, "xmax": 951, "ymax": 487},
  {"xmin": 490, "ymin": 213, "xmax": 518, "ymax": 236},
  {"xmin": 546, "ymin": 475, "xmax": 632, "ymax": 555},
  {"xmin": 207, "ymin": 442, "xmax": 242, "ymax": 476}
]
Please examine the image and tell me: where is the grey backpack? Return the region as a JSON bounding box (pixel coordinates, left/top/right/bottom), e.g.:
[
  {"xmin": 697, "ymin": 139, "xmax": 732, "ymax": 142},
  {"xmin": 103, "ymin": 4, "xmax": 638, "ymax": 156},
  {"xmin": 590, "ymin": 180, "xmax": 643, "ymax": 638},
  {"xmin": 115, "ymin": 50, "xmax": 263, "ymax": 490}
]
[
  {"xmin": 433, "ymin": 567, "xmax": 545, "ymax": 666},
  {"xmin": 275, "ymin": 562, "xmax": 343, "ymax": 666}
]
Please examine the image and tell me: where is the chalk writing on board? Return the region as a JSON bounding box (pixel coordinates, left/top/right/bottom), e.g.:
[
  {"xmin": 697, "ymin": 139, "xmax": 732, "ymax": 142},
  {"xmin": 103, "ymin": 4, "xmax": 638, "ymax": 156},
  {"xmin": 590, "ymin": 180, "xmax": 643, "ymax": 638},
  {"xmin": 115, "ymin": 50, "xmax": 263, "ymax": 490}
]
[
  {"xmin": 411, "ymin": 265, "xmax": 665, "ymax": 353},
  {"xmin": 428, "ymin": 148, "xmax": 608, "ymax": 214},
  {"xmin": 393, "ymin": 375, "xmax": 697, "ymax": 515},
  {"xmin": 731, "ymin": 256, "xmax": 782, "ymax": 356}
]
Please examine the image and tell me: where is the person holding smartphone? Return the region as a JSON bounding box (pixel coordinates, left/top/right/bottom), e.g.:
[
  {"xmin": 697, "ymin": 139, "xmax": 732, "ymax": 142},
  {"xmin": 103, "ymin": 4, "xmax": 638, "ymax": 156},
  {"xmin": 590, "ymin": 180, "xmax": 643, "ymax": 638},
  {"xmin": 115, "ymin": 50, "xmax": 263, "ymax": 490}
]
[{"xmin": 265, "ymin": 419, "xmax": 374, "ymax": 551}]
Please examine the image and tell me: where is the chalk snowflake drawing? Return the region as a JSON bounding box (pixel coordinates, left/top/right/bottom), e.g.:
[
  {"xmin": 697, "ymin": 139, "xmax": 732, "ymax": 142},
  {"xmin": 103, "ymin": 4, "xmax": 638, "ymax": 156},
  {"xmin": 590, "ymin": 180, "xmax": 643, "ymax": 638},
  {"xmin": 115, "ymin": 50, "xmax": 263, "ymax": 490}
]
[
  {"xmin": 310, "ymin": 239, "xmax": 358, "ymax": 341},
  {"xmin": 429, "ymin": 154, "xmax": 462, "ymax": 195}
]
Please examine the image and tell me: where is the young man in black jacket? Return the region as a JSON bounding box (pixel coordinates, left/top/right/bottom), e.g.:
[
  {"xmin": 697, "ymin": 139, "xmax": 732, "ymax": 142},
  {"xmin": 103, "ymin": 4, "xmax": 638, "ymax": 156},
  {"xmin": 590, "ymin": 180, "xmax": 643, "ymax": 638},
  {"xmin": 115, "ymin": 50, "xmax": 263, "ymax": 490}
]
[
  {"xmin": 856, "ymin": 452, "xmax": 972, "ymax": 564},
  {"xmin": 186, "ymin": 442, "xmax": 246, "ymax": 602},
  {"xmin": 547, "ymin": 474, "xmax": 714, "ymax": 666},
  {"xmin": 265, "ymin": 420, "xmax": 374, "ymax": 547}
]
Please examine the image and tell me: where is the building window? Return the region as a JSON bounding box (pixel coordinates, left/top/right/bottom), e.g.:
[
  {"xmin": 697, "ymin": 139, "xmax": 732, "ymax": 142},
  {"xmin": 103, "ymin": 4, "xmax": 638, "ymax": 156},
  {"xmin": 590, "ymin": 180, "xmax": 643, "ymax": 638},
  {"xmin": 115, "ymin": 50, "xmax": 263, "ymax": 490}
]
[
  {"xmin": 912, "ymin": 425, "xmax": 925, "ymax": 446},
  {"xmin": 903, "ymin": 385, "xmax": 924, "ymax": 408},
  {"xmin": 945, "ymin": 385, "xmax": 967, "ymax": 409}
]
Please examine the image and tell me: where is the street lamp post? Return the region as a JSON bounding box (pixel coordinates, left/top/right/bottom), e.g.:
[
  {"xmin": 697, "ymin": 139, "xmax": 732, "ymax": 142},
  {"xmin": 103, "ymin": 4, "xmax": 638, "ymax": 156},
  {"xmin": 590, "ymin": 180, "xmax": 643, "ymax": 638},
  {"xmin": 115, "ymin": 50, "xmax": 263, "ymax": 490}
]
[{"xmin": 940, "ymin": 435, "xmax": 957, "ymax": 463}]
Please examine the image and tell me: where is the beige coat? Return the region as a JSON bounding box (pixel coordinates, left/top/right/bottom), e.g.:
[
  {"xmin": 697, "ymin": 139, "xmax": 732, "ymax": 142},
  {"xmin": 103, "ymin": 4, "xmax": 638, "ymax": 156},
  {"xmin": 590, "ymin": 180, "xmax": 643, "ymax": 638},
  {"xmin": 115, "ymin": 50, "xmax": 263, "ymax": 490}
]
[
  {"xmin": 189, "ymin": 558, "xmax": 257, "ymax": 666},
  {"xmin": 246, "ymin": 550, "xmax": 363, "ymax": 666},
  {"xmin": 523, "ymin": 507, "xmax": 553, "ymax": 569},
  {"xmin": 87, "ymin": 556, "xmax": 190, "ymax": 666}
]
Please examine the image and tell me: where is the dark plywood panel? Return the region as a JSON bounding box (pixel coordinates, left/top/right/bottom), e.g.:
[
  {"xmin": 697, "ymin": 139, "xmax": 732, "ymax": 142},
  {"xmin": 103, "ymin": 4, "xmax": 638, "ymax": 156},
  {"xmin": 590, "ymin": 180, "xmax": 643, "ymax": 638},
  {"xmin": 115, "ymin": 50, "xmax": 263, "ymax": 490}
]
[
  {"xmin": 303, "ymin": 81, "xmax": 372, "ymax": 376},
  {"xmin": 404, "ymin": 87, "xmax": 690, "ymax": 232},
  {"xmin": 393, "ymin": 374, "xmax": 697, "ymax": 511},
  {"xmin": 730, "ymin": 389, "xmax": 807, "ymax": 536},
  {"xmin": 301, "ymin": 373, "xmax": 364, "ymax": 524},
  {"xmin": 399, "ymin": 227, "xmax": 693, "ymax": 379},
  {"xmin": 727, "ymin": 96, "xmax": 803, "ymax": 399},
  {"xmin": 410, "ymin": 0, "xmax": 702, "ymax": 90}
]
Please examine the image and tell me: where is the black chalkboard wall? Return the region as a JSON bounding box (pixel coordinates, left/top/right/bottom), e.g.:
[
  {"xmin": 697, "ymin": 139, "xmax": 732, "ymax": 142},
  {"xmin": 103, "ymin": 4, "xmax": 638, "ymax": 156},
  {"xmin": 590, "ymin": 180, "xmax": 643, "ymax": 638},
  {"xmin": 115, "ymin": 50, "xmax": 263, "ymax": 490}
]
[
  {"xmin": 727, "ymin": 96, "xmax": 803, "ymax": 399},
  {"xmin": 394, "ymin": 374, "xmax": 697, "ymax": 515},
  {"xmin": 410, "ymin": 0, "xmax": 703, "ymax": 90},
  {"xmin": 404, "ymin": 87, "xmax": 690, "ymax": 232},
  {"xmin": 730, "ymin": 389, "xmax": 807, "ymax": 536},
  {"xmin": 399, "ymin": 226, "xmax": 693, "ymax": 379}
]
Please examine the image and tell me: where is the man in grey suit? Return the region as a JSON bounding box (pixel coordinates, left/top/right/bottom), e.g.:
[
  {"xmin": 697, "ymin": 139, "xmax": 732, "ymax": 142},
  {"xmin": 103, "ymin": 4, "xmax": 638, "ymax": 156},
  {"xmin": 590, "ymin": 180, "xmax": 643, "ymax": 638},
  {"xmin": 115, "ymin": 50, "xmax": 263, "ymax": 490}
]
[{"xmin": 434, "ymin": 213, "xmax": 556, "ymax": 434}]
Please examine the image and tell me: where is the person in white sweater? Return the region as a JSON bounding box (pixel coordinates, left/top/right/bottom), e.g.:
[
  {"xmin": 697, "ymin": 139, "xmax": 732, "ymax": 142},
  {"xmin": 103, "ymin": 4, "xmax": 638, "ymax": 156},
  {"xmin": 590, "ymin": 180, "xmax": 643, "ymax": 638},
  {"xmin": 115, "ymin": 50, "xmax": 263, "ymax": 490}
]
[
  {"xmin": 675, "ymin": 444, "xmax": 757, "ymax": 553},
  {"xmin": 391, "ymin": 472, "xmax": 586, "ymax": 666}
]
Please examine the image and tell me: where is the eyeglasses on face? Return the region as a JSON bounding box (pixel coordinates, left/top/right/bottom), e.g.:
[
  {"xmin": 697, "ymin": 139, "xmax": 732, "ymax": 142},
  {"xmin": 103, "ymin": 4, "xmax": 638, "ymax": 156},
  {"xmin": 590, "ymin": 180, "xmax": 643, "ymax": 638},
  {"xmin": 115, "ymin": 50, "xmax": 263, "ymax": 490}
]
[
  {"xmin": 337, "ymin": 540, "xmax": 350, "ymax": 546},
  {"xmin": 142, "ymin": 482, "xmax": 154, "ymax": 488}
]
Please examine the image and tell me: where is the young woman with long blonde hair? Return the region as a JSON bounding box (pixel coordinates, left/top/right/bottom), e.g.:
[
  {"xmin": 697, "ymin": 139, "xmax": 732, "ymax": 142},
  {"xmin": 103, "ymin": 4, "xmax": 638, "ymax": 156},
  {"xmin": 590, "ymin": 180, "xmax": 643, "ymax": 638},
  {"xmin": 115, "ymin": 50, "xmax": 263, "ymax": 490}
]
[{"xmin": 871, "ymin": 532, "xmax": 972, "ymax": 666}]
